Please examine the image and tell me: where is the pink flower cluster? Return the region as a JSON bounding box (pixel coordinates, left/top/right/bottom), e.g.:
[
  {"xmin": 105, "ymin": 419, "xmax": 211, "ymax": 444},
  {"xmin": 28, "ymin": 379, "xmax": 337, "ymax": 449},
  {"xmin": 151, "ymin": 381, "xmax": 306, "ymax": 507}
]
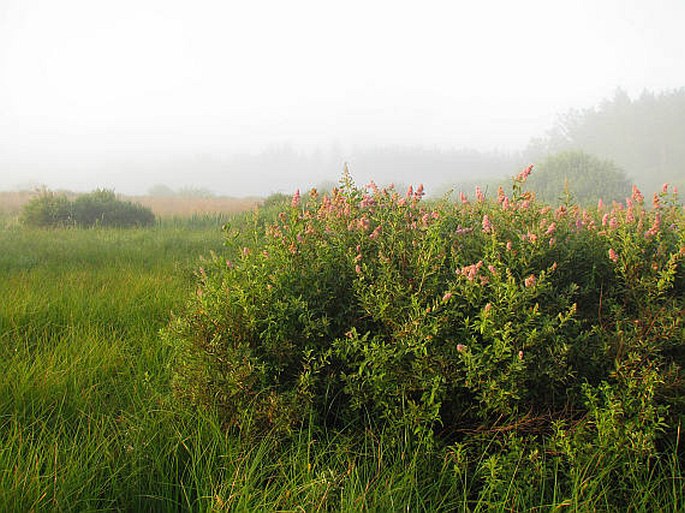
[{"xmin": 458, "ymin": 261, "xmax": 484, "ymax": 283}]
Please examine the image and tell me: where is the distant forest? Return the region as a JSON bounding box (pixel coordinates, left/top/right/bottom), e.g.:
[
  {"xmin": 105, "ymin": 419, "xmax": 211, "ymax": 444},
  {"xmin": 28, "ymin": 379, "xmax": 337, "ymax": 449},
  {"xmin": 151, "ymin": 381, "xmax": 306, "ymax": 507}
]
[
  {"xmin": 146, "ymin": 88, "xmax": 684, "ymax": 198},
  {"xmin": 526, "ymin": 87, "xmax": 685, "ymax": 194}
]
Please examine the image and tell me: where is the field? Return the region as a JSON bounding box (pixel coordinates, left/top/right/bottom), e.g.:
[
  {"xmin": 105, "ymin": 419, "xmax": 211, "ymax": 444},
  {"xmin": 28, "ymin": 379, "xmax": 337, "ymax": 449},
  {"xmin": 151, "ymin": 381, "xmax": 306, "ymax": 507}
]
[
  {"xmin": 0, "ymin": 191, "xmax": 262, "ymax": 226},
  {"xmin": 1, "ymin": 183, "xmax": 685, "ymax": 512}
]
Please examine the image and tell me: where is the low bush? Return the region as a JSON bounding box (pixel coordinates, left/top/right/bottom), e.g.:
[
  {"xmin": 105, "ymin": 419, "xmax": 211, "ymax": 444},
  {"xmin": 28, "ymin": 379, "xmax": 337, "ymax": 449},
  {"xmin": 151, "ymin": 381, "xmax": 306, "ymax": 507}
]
[
  {"xmin": 526, "ymin": 150, "xmax": 632, "ymax": 205},
  {"xmin": 168, "ymin": 166, "xmax": 685, "ymax": 467},
  {"xmin": 21, "ymin": 188, "xmax": 155, "ymax": 228},
  {"xmin": 72, "ymin": 189, "xmax": 155, "ymax": 227},
  {"xmin": 19, "ymin": 190, "xmax": 73, "ymax": 227}
]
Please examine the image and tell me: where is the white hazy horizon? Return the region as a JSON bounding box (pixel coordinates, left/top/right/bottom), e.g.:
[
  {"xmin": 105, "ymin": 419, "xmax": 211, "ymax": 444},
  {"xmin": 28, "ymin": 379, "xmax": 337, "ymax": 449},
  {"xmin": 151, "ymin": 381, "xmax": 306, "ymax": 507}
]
[{"xmin": 1, "ymin": 0, "xmax": 684, "ymax": 196}]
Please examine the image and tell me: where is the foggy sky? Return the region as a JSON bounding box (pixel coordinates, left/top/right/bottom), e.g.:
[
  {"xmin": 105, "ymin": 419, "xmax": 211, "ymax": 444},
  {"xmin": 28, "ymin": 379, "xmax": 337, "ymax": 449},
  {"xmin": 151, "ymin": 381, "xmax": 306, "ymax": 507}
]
[{"xmin": 1, "ymin": 0, "xmax": 684, "ymax": 196}]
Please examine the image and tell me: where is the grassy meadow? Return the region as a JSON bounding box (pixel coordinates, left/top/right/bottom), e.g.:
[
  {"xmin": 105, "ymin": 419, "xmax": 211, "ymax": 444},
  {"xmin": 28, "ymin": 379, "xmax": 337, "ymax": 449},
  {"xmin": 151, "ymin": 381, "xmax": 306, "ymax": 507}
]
[
  {"xmin": 1, "ymin": 186, "xmax": 685, "ymax": 512},
  {"xmin": 0, "ymin": 216, "xmax": 464, "ymax": 512}
]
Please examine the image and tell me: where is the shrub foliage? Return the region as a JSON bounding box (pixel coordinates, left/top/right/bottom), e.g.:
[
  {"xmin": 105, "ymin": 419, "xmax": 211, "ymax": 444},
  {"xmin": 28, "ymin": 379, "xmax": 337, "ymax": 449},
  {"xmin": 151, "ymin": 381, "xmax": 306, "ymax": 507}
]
[
  {"xmin": 168, "ymin": 167, "xmax": 685, "ymax": 464},
  {"xmin": 21, "ymin": 188, "xmax": 155, "ymax": 228},
  {"xmin": 525, "ymin": 150, "xmax": 632, "ymax": 205}
]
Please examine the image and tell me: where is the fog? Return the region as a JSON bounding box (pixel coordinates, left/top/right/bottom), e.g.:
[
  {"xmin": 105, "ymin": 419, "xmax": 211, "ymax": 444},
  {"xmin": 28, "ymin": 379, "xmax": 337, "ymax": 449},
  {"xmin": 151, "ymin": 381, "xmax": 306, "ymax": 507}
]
[{"xmin": 1, "ymin": 0, "xmax": 684, "ymax": 196}]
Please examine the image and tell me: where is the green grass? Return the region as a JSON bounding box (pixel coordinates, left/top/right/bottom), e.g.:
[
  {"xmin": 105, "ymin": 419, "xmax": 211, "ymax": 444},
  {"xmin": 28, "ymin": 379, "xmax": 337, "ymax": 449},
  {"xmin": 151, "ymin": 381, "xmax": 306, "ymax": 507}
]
[{"xmin": 1, "ymin": 223, "xmax": 683, "ymax": 512}]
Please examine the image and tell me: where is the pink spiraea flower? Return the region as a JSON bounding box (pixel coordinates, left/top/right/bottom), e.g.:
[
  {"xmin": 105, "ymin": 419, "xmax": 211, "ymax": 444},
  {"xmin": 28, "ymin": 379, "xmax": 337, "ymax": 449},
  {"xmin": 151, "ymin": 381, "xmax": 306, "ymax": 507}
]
[
  {"xmin": 482, "ymin": 214, "xmax": 492, "ymax": 233},
  {"xmin": 626, "ymin": 207, "xmax": 635, "ymax": 223},
  {"xmin": 291, "ymin": 189, "xmax": 301, "ymax": 208},
  {"xmin": 608, "ymin": 248, "xmax": 619, "ymax": 262},
  {"xmin": 516, "ymin": 164, "xmax": 533, "ymax": 182},
  {"xmin": 475, "ymin": 186, "xmax": 485, "ymax": 202},
  {"xmin": 653, "ymin": 192, "xmax": 661, "ymax": 209},
  {"xmin": 459, "ymin": 261, "xmax": 483, "ymax": 281},
  {"xmin": 442, "ymin": 292, "xmax": 453, "ymax": 302},
  {"xmin": 457, "ymin": 343, "xmax": 467, "ymax": 353},
  {"xmin": 369, "ymin": 225, "xmax": 382, "ymax": 240},
  {"xmin": 524, "ymin": 274, "xmax": 536, "ymax": 288},
  {"xmin": 645, "ymin": 212, "xmax": 661, "ymax": 238},
  {"xmin": 497, "ymin": 186, "xmax": 506, "ymax": 204},
  {"xmin": 360, "ymin": 195, "xmax": 375, "ymax": 208}
]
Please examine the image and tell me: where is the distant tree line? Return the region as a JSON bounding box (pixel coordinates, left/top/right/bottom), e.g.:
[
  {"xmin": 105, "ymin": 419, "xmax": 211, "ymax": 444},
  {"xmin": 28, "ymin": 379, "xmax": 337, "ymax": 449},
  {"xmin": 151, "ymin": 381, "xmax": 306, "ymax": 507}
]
[
  {"xmin": 527, "ymin": 88, "xmax": 685, "ymax": 193},
  {"xmin": 21, "ymin": 189, "xmax": 155, "ymax": 228}
]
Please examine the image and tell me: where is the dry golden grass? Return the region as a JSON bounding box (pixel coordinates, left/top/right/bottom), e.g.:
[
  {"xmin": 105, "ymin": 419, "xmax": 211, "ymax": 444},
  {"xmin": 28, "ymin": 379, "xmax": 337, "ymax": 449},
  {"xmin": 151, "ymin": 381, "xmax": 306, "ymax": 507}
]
[
  {"xmin": 0, "ymin": 191, "xmax": 34, "ymax": 215},
  {"xmin": 0, "ymin": 190, "xmax": 262, "ymax": 218},
  {"xmin": 127, "ymin": 195, "xmax": 262, "ymax": 218}
]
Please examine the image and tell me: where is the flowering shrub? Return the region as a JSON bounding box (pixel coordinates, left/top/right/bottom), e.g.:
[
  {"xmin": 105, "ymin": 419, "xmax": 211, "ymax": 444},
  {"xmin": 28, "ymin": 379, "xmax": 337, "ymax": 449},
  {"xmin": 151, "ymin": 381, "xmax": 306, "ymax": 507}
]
[{"xmin": 169, "ymin": 167, "xmax": 685, "ymax": 455}]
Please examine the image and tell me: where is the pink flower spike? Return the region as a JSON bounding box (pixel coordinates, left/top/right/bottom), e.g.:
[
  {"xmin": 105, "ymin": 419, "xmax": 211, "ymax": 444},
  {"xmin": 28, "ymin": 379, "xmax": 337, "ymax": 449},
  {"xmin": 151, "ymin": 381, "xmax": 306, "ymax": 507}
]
[
  {"xmin": 516, "ymin": 164, "xmax": 533, "ymax": 182},
  {"xmin": 476, "ymin": 186, "xmax": 485, "ymax": 202},
  {"xmin": 482, "ymin": 214, "xmax": 492, "ymax": 233},
  {"xmin": 291, "ymin": 189, "xmax": 301, "ymax": 208},
  {"xmin": 597, "ymin": 198, "xmax": 604, "ymax": 211},
  {"xmin": 518, "ymin": 350, "xmax": 524, "ymax": 360},
  {"xmin": 442, "ymin": 292, "xmax": 453, "ymax": 302},
  {"xmin": 524, "ymin": 274, "xmax": 536, "ymax": 288},
  {"xmin": 459, "ymin": 191, "xmax": 469, "ymax": 204},
  {"xmin": 608, "ymin": 248, "xmax": 619, "ymax": 262},
  {"xmin": 457, "ymin": 344, "xmax": 467, "ymax": 353},
  {"xmin": 663, "ymin": 183, "xmax": 669, "ymax": 193}
]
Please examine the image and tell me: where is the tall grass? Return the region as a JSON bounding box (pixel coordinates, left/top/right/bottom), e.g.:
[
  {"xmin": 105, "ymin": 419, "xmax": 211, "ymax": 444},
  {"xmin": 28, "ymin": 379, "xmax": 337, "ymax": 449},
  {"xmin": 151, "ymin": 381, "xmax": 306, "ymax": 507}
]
[{"xmin": 1, "ymin": 221, "xmax": 683, "ymax": 511}]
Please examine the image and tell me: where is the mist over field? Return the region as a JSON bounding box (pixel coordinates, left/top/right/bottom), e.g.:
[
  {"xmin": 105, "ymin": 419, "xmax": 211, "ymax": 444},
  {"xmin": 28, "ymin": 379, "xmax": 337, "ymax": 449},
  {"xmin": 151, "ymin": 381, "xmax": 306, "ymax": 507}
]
[{"xmin": 1, "ymin": 0, "xmax": 684, "ymax": 196}]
